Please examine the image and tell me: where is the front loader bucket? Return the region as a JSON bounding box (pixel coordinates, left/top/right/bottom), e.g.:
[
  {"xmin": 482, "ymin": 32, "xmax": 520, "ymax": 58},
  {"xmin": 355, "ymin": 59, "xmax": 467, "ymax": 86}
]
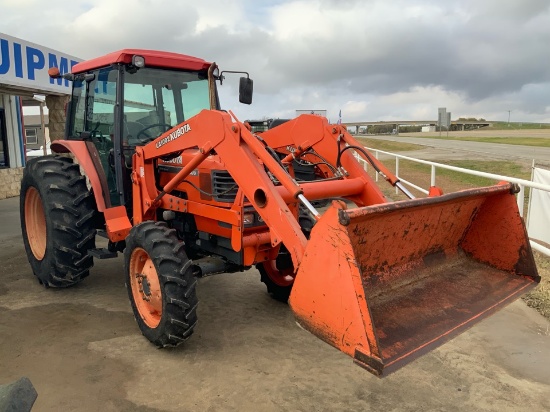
[{"xmin": 289, "ymin": 183, "xmax": 539, "ymax": 376}]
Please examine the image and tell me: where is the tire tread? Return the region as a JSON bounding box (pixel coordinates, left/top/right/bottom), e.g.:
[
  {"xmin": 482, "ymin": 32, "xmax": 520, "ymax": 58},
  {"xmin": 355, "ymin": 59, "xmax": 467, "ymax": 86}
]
[
  {"xmin": 20, "ymin": 155, "xmax": 96, "ymax": 287},
  {"xmin": 124, "ymin": 222, "xmax": 198, "ymax": 347}
]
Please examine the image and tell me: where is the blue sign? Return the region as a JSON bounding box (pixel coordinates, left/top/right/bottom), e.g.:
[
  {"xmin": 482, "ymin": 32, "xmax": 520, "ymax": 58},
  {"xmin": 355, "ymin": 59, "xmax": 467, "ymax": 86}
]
[{"xmin": 0, "ymin": 32, "xmax": 82, "ymax": 95}]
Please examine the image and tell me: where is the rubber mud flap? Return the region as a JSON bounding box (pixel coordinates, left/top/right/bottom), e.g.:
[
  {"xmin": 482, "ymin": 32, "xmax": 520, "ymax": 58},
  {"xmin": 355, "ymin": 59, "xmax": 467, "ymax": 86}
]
[{"xmin": 289, "ymin": 183, "xmax": 539, "ymax": 376}]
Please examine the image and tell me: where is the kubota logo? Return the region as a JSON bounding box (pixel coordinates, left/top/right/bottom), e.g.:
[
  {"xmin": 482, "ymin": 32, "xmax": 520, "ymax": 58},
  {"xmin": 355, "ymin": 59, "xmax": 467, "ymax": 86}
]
[
  {"xmin": 161, "ymin": 156, "xmax": 183, "ymax": 164},
  {"xmin": 156, "ymin": 124, "xmax": 191, "ymax": 148}
]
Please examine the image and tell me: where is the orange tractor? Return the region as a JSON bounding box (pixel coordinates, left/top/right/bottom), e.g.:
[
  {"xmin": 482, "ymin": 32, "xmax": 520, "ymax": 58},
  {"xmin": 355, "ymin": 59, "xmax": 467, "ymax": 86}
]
[{"xmin": 20, "ymin": 49, "xmax": 539, "ymax": 376}]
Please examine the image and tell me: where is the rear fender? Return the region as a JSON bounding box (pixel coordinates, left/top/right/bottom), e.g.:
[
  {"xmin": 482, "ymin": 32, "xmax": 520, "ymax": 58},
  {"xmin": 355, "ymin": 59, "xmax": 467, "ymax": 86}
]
[{"xmin": 51, "ymin": 140, "xmax": 110, "ymax": 212}]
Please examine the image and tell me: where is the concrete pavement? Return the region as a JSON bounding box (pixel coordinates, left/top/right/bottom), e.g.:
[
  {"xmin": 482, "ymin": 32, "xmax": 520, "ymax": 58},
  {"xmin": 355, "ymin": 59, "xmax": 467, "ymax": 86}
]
[{"xmin": 1, "ymin": 194, "xmax": 549, "ymax": 411}]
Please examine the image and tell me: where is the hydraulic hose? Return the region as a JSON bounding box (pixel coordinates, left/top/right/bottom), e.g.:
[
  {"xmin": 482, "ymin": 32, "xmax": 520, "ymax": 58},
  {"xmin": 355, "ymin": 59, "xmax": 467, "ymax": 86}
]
[{"xmin": 337, "ymin": 144, "xmax": 416, "ymax": 199}]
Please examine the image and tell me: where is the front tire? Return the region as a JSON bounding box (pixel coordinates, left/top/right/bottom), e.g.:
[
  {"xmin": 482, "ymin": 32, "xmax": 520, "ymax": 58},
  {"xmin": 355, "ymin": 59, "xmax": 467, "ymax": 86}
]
[
  {"xmin": 125, "ymin": 221, "xmax": 198, "ymax": 347},
  {"xmin": 257, "ymin": 259, "xmax": 294, "ymax": 303},
  {"xmin": 20, "ymin": 155, "xmax": 97, "ymax": 287}
]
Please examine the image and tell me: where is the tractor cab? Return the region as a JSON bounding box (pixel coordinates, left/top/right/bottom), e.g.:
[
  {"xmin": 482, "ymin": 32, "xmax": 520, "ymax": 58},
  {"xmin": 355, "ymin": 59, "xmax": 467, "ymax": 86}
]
[{"xmin": 50, "ymin": 49, "xmax": 252, "ymax": 207}]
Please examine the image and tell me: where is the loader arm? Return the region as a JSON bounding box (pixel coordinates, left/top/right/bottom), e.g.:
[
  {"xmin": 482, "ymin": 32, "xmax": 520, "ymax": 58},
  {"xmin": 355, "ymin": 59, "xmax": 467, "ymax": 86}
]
[
  {"xmin": 133, "ymin": 111, "xmax": 408, "ymax": 268},
  {"xmin": 257, "ymin": 115, "xmax": 407, "ymax": 205},
  {"xmin": 133, "ymin": 109, "xmax": 309, "ymax": 268}
]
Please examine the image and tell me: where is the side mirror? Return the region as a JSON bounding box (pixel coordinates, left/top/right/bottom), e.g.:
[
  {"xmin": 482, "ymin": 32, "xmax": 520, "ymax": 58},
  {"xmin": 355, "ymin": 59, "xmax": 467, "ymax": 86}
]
[
  {"xmin": 48, "ymin": 66, "xmax": 76, "ymax": 81},
  {"xmin": 239, "ymin": 77, "xmax": 253, "ymax": 105}
]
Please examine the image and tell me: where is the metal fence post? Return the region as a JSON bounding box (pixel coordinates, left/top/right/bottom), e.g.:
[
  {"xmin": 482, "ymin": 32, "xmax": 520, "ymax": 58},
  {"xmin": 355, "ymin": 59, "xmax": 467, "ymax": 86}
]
[
  {"xmin": 395, "ymin": 157, "xmax": 400, "ymax": 195},
  {"xmin": 375, "ymin": 151, "xmax": 379, "ymax": 182},
  {"xmin": 517, "ymin": 184, "xmax": 525, "ymax": 217}
]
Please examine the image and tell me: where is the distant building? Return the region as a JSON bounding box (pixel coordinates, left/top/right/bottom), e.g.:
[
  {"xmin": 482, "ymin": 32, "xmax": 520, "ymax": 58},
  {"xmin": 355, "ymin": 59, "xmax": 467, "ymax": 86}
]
[
  {"xmin": 296, "ymin": 110, "xmax": 327, "ymax": 118},
  {"xmin": 422, "ymin": 126, "xmax": 436, "ymax": 132}
]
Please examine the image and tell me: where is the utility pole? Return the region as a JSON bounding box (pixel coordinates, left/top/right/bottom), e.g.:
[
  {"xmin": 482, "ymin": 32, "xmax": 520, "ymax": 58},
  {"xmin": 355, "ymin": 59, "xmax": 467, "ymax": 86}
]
[{"xmin": 507, "ymin": 110, "xmax": 511, "ymax": 125}]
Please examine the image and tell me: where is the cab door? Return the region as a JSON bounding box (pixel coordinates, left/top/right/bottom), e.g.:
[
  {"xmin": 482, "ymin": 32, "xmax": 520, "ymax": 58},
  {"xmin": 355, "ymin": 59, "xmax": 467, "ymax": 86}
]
[{"xmin": 68, "ymin": 66, "xmax": 121, "ymax": 206}]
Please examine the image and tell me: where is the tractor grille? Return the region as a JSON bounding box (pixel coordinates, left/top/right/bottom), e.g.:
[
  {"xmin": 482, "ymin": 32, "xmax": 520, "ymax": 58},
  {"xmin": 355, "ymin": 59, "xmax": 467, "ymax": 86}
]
[{"xmin": 212, "ymin": 170, "xmax": 239, "ymax": 202}]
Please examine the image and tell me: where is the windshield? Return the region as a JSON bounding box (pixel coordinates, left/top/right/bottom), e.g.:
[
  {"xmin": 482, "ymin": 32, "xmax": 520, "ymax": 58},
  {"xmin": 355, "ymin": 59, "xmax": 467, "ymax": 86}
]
[
  {"xmin": 123, "ymin": 67, "xmax": 211, "ymax": 145},
  {"xmin": 68, "ymin": 66, "xmax": 211, "ymax": 141}
]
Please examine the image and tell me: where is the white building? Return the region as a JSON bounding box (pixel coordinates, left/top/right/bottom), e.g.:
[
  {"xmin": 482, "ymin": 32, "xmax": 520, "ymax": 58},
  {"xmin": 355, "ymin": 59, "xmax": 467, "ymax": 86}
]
[{"xmin": 0, "ymin": 32, "xmax": 81, "ymax": 198}]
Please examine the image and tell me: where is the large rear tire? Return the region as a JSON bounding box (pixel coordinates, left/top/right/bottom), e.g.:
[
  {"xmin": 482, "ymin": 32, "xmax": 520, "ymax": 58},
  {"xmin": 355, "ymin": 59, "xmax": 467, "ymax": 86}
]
[
  {"xmin": 20, "ymin": 155, "xmax": 97, "ymax": 287},
  {"xmin": 125, "ymin": 221, "xmax": 198, "ymax": 347}
]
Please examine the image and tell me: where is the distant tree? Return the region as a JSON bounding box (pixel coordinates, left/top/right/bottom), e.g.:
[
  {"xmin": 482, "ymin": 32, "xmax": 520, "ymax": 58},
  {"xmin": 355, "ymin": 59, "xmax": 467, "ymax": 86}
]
[
  {"xmin": 399, "ymin": 126, "xmax": 422, "ymax": 133},
  {"xmin": 371, "ymin": 125, "xmax": 393, "ymax": 134},
  {"xmin": 457, "ymin": 117, "xmax": 486, "ymax": 122}
]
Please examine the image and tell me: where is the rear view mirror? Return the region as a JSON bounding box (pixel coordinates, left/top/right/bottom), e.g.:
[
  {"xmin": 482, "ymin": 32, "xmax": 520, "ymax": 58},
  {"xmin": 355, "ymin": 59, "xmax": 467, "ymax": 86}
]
[
  {"xmin": 239, "ymin": 77, "xmax": 253, "ymax": 105},
  {"xmin": 48, "ymin": 66, "xmax": 76, "ymax": 81}
]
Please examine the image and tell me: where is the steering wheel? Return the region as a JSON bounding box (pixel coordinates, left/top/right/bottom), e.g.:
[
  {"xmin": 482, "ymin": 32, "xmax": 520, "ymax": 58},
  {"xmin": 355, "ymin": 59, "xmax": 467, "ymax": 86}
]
[
  {"xmin": 92, "ymin": 130, "xmax": 112, "ymax": 144},
  {"xmin": 136, "ymin": 123, "xmax": 173, "ymax": 144}
]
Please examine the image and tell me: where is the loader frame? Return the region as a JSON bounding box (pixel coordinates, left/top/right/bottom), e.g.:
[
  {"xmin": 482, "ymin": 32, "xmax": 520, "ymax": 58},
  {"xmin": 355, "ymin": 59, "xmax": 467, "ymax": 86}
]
[{"xmin": 57, "ymin": 108, "xmax": 402, "ymax": 270}]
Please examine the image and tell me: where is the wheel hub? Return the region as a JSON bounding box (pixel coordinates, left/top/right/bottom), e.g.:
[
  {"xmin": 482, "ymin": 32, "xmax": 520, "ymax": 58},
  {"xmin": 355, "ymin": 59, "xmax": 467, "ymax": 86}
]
[
  {"xmin": 24, "ymin": 187, "xmax": 47, "ymax": 260},
  {"xmin": 129, "ymin": 248, "xmax": 163, "ymax": 328},
  {"xmin": 138, "ymin": 274, "xmax": 152, "ymax": 301}
]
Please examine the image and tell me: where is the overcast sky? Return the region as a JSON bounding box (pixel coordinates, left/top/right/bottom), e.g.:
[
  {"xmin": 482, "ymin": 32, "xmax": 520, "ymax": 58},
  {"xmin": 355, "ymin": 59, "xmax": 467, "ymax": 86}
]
[{"xmin": 2, "ymin": 0, "xmax": 549, "ymax": 123}]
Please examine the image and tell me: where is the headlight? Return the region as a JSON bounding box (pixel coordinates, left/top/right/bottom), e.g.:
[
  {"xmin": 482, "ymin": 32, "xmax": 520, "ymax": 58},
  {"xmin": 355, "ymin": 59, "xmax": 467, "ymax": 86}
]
[
  {"xmin": 243, "ymin": 212, "xmax": 255, "ymax": 226},
  {"xmin": 132, "ymin": 55, "xmax": 145, "ymax": 68}
]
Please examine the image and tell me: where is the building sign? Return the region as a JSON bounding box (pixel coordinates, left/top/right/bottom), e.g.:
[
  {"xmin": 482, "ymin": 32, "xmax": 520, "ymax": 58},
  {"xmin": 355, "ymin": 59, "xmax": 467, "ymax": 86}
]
[{"xmin": 0, "ymin": 32, "xmax": 82, "ymax": 95}]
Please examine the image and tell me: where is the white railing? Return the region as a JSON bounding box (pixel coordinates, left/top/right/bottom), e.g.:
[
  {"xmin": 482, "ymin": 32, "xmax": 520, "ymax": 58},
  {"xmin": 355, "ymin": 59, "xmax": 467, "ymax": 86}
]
[{"xmin": 356, "ymin": 147, "xmax": 550, "ymax": 257}]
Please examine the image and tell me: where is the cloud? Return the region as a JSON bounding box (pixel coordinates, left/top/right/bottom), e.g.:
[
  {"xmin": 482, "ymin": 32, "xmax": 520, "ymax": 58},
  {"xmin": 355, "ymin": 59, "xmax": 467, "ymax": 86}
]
[{"xmin": 3, "ymin": 0, "xmax": 550, "ymax": 122}]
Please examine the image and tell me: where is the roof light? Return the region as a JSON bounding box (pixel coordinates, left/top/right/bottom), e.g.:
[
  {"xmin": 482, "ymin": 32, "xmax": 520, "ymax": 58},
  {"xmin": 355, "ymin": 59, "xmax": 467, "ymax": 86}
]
[{"xmin": 132, "ymin": 55, "xmax": 145, "ymax": 68}]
